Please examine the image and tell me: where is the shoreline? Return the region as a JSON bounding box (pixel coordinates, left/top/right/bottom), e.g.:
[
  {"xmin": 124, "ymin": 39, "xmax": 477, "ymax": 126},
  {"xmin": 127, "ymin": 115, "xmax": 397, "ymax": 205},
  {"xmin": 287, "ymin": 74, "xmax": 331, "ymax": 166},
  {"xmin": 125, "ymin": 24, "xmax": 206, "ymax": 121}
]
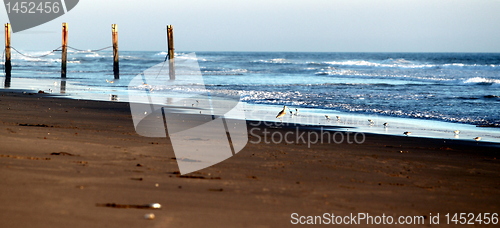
[
  {"xmin": 0, "ymin": 91, "xmax": 499, "ymax": 227},
  {"xmin": 2, "ymin": 78, "xmax": 500, "ymax": 143},
  {"xmin": 1, "ymin": 88, "xmax": 499, "ymax": 148}
]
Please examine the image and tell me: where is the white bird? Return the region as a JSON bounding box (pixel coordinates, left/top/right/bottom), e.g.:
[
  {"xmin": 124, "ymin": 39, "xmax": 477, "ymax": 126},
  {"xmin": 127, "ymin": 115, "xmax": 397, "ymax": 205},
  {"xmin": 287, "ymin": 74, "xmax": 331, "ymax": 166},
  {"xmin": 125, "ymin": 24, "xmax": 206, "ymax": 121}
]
[
  {"xmin": 294, "ymin": 109, "xmax": 299, "ymax": 116},
  {"xmin": 336, "ymin": 116, "xmax": 341, "ymax": 121},
  {"xmin": 325, "ymin": 115, "xmax": 331, "ymax": 120},
  {"xmin": 454, "ymin": 130, "xmax": 460, "ymax": 135},
  {"xmin": 368, "ymin": 119, "xmax": 374, "ymax": 124},
  {"xmin": 276, "ymin": 106, "xmax": 288, "ymax": 121},
  {"xmin": 473, "ymin": 137, "xmax": 481, "ymax": 141},
  {"xmin": 403, "ymin": 131, "xmax": 411, "ymax": 136},
  {"xmin": 383, "ymin": 122, "xmax": 389, "ymax": 128}
]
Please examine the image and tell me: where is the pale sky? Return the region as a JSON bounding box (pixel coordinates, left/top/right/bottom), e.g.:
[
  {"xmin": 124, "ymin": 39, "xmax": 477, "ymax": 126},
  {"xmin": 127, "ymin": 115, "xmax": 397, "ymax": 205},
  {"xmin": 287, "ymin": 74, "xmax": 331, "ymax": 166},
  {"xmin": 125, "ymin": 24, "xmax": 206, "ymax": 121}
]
[{"xmin": 2, "ymin": 0, "xmax": 500, "ymax": 52}]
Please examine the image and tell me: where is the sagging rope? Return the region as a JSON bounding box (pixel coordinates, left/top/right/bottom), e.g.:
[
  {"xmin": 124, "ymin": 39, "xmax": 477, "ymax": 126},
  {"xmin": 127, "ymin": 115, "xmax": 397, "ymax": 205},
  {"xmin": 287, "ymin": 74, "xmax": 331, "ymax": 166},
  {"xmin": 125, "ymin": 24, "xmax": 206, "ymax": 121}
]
[
  {"xmin": 68, "ymin": 45, "xmax": 112, "ymax": 53},
  {"xmin": 1, "ymin": 45, "xmax": 114, "ymax": 76},
  {"xmin": 10, "ymin": 46, "xmax": 62, "ymax": 58},
  {"xmin": 7, "ymin": 45, "xmax": 113, "ymax": 60}
]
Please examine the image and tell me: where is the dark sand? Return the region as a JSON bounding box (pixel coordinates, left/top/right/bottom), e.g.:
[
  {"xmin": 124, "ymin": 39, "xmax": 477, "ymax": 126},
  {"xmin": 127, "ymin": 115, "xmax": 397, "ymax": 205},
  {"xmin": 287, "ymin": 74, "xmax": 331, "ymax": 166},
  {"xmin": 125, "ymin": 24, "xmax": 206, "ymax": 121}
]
[{"xmin": 0, "ymin": 91, "xmax": 498, "ymax": 227}]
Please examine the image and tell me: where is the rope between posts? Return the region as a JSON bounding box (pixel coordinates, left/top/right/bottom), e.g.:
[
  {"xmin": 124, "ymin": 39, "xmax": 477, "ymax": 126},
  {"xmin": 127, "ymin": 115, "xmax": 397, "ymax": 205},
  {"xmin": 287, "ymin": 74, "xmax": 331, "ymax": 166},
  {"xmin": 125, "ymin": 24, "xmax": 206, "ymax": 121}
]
[
  {"xmin": 2, "ymin": 45, "xmax": 115, "ymax": 76},
  {"xmin": 7, "ymin": 45, "xmax": 113, "ymax": 60},
  {"xmin": 10, "ymin": 46, "xmax": 62, "ymax": 58},
  {"xmin": 68, "ymin": 46, "xmax": 113, "ymax": 52}
]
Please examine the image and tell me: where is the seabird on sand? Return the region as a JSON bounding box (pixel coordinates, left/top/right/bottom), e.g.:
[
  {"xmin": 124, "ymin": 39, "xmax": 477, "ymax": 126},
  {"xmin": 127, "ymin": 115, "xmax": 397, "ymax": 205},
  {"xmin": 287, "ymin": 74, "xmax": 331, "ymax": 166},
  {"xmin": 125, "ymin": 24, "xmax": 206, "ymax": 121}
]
[{"xmin": 276, "ymin": 106, "xmax": 288, "ymax": 122}]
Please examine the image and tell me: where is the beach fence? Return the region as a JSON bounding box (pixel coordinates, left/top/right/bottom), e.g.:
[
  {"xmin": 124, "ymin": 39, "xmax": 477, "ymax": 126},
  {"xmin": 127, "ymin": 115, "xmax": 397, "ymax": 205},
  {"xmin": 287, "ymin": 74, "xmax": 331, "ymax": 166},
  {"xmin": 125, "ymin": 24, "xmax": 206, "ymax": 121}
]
[{"xmin": 3, "ymin": 23, "xmax": 175, "ymax": 80}]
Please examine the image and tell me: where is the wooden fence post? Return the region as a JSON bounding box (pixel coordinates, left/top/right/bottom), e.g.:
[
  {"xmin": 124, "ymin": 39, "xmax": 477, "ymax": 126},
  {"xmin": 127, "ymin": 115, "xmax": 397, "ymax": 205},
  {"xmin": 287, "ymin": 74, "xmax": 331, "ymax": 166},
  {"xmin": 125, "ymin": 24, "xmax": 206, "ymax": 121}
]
[
  {"xmin": 167, "ymin": 25, "xmax": 175, "ymax": 80},
  {"xmin": 112, "ymin": 24, "xmax": 119, "ymax": 79},
  {"xmin": 4, "ymin": 23, "xmax": 11, "ymax": 78},
  {"xmin": 60, "ymin": 80, "xmax": 66, "ymax": 93},
  {"xmin": 61, "ymin": 22, "xmax": 68, "ymax": 78}
]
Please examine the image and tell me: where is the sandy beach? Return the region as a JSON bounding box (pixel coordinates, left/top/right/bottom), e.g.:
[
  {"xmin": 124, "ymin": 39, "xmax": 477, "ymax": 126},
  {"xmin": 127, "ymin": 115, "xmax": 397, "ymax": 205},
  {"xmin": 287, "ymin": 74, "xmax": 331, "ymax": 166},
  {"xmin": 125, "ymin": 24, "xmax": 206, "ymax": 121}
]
[{"xmin": 0, "ymin": 90, "xmax": 498, "ymax": 227}]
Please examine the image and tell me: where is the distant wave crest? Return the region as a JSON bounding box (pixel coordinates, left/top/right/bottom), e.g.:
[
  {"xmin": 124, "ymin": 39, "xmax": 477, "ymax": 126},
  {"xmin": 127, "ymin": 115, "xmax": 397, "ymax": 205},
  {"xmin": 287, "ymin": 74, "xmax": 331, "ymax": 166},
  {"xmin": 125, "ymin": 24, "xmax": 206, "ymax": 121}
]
[{"xmin": 463, "ymin": 77, "xmax": 500, "ymax": 86}]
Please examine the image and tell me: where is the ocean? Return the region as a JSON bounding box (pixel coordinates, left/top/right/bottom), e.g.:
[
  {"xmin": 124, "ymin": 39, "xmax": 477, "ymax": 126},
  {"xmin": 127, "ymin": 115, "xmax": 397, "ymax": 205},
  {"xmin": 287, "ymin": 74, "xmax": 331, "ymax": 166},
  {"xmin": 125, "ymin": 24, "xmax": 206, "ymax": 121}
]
[{"xmin": 2, "ymin": 50, "xmax": 500, "ymax": 142}]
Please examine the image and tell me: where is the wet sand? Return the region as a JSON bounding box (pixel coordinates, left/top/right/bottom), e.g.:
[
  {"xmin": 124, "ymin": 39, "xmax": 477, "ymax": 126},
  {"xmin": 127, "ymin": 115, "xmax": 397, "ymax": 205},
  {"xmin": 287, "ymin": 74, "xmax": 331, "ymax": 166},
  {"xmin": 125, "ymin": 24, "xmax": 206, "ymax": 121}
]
[{"xmin": 0, "ymin": 91, "xmax": 498, "ymax": 227}]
